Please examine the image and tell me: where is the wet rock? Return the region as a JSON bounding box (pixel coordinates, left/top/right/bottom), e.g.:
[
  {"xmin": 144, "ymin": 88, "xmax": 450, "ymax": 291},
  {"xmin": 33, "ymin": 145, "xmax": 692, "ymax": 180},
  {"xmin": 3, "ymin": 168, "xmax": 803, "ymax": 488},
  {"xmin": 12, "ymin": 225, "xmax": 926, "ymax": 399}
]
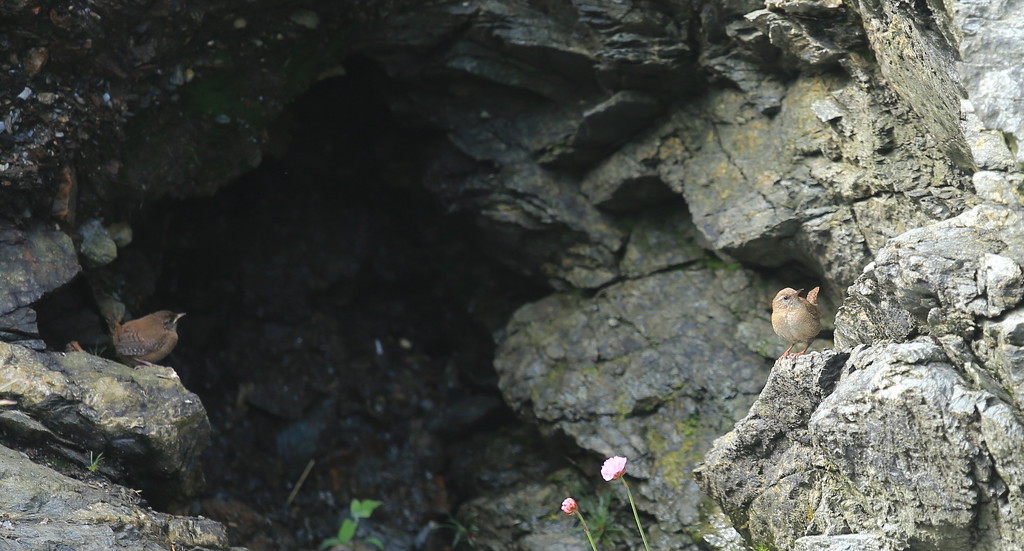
[
  {"xmin": 0, "ymin": 221, "xmax": 80, "ymax": 348},
  {"xmin": 495, "ymin": 267, "xmax": 773, "ymax": 544},
  {"xmin": 0, "ymin": 443, "xmax": 231, "ymax": 550},
  {"xmin": 0, "ymin": 344, "xmax": 209, "ymax": 510},
  {"xmin": 0, "ymin": 0, "xmax": 388, "ymax": 222}
]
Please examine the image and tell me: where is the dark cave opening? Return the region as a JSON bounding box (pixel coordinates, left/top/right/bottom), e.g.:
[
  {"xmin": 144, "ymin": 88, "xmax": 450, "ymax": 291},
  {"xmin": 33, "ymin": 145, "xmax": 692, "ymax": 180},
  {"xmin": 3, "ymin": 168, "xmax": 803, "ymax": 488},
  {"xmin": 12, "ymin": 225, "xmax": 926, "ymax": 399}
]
[{"xmin": 38, "ymin": 57, "xmax": 553, "ymax": 550}]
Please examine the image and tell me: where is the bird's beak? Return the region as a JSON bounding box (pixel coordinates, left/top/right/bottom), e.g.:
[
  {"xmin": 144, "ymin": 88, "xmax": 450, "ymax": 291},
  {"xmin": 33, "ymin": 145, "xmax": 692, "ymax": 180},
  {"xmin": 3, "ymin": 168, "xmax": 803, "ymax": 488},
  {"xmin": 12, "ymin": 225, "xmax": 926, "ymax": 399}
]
[
  {"xmin": 173, "ymin": 312, "xmax": 187, "ymax": 324},
  {"xmin": 796, "ymin": 288, "xmax": 804, "ymax": 294}
]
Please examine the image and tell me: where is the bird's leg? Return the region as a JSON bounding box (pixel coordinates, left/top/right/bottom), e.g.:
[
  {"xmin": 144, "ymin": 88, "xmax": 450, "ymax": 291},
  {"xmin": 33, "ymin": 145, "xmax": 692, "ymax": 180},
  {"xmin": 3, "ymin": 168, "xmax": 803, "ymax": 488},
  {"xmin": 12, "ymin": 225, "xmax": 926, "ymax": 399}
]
[
  {"xmin": 794, "ymin": 341, "xmax": 814, "ymax": 356},
  {"xmin": 779, "ymin": 343, "xmax": 796, "ymax": 359}
]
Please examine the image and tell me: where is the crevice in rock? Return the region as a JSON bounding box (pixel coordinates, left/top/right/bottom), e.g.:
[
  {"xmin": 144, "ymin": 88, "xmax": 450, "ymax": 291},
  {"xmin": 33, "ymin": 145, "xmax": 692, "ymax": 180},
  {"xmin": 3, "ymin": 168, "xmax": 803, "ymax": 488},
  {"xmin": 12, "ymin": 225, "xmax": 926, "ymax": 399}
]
[{"xmin": 36, "ymin": 56, "xmax": 553, "ymax": 549}]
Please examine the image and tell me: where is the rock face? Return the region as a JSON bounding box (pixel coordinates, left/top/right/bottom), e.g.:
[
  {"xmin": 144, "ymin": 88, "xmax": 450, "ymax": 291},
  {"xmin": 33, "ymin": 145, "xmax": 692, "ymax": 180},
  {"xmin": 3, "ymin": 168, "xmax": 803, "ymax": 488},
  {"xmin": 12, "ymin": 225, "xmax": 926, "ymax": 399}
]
[
  {"xmin": 497, "ymin": 268, "xmax": 774, "ymax": 545},
  {"xmin": 356, "ymin": 0, "xmax": 970, "ymax": 291},
  {"xmin": 343, "ymin": 0, "xmax": 1024, "ymax": 548},
  {"xmin": 0, "ymin": 345, "xmax": 210, "ymax": 509},
  {"xmin": 0, "ymin": 343, "xmax": 220, "ymax": 547},
  {"xmin": 2, "ymin": 0, "xmax": 1024, "ymax": 549},
  {"xmin": 0, "ymin": 222, "xmax": 80, "ymax": 349},
  {"xmin": 696, "ymin": 129, "xmax": 1024, "ymax": 549},
  {"xmin": 697, "ymin": 340, "xmax": 1024, "ymax": 550},
  {"xmin": 0, "ymin": 443, "xmax": 228, "ymax": 550}
]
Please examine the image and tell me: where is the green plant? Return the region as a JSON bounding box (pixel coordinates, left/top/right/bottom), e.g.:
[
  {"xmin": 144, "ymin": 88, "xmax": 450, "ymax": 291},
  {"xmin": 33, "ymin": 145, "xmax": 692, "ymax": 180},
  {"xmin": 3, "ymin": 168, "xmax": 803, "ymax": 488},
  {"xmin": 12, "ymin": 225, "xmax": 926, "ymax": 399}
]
[
  {"xmin": 441, "ymin": 515, "xmax": 478, "ymax": 549},
  {"xmin": 88, "ymin": 451, "xmax": 104, "ymax": 472},
  {"xmin": 576, "ymin": 491, "xmax": 625, "ymax": 545},
  {"xmin": 320, "ymin": 499, "xmax": 383, "ymax": 550}
]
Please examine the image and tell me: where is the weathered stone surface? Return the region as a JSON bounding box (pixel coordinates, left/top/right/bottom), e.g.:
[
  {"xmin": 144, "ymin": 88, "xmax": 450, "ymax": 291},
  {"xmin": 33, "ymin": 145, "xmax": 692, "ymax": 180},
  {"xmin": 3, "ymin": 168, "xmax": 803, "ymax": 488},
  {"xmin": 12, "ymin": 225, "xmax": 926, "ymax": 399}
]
[
  {"xmin": 0, "ymin": 221, "xmax": 80, "ymax": 348},
  {"xmin": 975, "ymin": 310, "xmax": 1024, "ymax": 405},
  {"xmin": 808, "ymin": 345, "xmax": 981, "ymax": 549},
  {"xmin": 847, "ymin": 0, "xmax": 972, "ymax": 168},
  {"xmin": 459, "ymin": 473, "xmax": 594, "ymax": 551},
  {"xmin": 835, "ymin": 203, "xmax": 1024, "ymax": 349},
  {"xmin": 697, "ymin": 343, "xmax": 1024, "ymax": 550},
  {"xmin": 953, "ymin": 0, "xmax": 1024, "ymax": 165},
  {"xmin": 0, "ymin": 443, "xmax": 230, "ymax": 550},
  {"xmin": 349, "ymin": 0, "xmax": 701, "ymax": 288},
  {"xmin": 0, "ymin": 344, "xmax": 209, "ymax": 510},
  {"xmin": 619, "ymin": 206, "xmax": 707, "ymax": 278},
  {"xmin": 745, "ymin": 9, "xmax": 845, "ymax": 69},
  {"xmin": 539, "ymin": 90, "xmax": 664, "ymax": 167},
  {"xmin": 342, "ymin": 0, "xmax": 976, "ymax": 297},
  {"xmin": 635, "ymin": 75, "xmax": 967, "ymax": 289},
  {"xmin": 496, "ymin": 267, "xmax": 773, "ymax": 544},
  {"xmin": 793, "ymin": 533, "xmax": 898, "ymax": 551},
  {"xmin": 77, "ymin": 219, "xmax": 118, "ymax": 268},
  {"xmin": 694, "ymin": 351, "xmax": 845, "ymax": 544},
  {"xmin": 974, "ymin": 171, "xmax": 1024, "ymax": 208}
]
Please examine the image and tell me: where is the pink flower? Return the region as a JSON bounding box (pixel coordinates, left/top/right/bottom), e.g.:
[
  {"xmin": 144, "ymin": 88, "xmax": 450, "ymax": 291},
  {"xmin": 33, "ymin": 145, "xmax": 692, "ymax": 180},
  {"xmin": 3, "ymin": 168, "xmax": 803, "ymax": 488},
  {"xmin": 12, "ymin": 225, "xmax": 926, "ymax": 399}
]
[
  {"xmin": 561, "ymin": 497, "xmax": 578, "ymax": 515},
  {"xmin": 601, "ymin": 456, "xmax": 627, "ymax": 481}
]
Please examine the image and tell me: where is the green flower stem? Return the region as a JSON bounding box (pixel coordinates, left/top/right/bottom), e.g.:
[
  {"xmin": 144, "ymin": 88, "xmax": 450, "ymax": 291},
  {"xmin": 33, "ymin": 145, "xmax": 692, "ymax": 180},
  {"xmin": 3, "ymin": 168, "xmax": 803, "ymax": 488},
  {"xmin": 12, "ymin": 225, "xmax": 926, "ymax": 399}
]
[
  {"xmin": 574, "ymin": 511, "xmax": 599, "ymax": 551},
  {"xmin": 620, "ymin": 478, "xmax": 651, "ymax": 551}
]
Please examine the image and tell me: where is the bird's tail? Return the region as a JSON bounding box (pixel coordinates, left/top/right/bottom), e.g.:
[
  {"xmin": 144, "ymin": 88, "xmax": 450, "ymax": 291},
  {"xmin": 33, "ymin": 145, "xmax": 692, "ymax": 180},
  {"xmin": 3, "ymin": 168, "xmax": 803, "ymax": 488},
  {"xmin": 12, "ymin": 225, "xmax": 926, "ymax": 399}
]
[{"xmin": 806, "ymin": 286, "xmax": 820, "ymax": 305}]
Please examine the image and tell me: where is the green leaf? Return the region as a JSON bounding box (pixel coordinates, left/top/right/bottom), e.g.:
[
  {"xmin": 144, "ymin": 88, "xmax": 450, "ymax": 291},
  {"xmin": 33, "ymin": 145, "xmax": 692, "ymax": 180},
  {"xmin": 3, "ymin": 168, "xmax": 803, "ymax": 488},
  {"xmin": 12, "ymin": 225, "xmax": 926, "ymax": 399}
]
[
  {"xmin": 338, "ymin": 519, "xmax": 357, "ymax": 543},
  {"xmin": 364, "ymin": 536, "xmax": 384, "ymax": 550},
  {"xmin": 350, "ymin": 499, "xmax": 382, "ymax": 519},
  {"xmin": 318, "ymin": 537, "xmax": 341, "ymax": 549}
]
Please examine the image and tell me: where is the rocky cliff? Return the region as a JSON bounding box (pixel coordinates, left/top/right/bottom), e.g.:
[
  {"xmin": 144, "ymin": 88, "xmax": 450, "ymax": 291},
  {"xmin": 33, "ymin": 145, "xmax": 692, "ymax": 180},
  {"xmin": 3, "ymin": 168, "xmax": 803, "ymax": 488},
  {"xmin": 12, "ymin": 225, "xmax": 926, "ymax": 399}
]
[{"xmin": 0, "ymin": 0, "xmax": 1021, "ymax": 549}]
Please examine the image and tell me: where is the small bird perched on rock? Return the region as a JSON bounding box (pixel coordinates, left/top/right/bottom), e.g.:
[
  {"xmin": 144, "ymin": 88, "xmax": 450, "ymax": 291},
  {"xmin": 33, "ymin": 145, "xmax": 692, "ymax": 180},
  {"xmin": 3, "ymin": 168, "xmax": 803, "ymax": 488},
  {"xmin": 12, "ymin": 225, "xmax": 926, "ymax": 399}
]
[
  {"xmin": 110, "ymin": 310, "xmax": 186, "ymax": 366},
  {"xmin": 771, "ymin": 287, "xmax": 820, "ymax": 359}
]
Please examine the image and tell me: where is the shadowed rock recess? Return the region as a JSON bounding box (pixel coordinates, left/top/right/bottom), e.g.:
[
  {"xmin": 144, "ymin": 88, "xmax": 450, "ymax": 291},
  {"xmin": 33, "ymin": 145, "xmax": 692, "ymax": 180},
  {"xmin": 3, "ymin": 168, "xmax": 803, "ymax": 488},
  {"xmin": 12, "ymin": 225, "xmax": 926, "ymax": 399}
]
[{"xmin": 1, "ymin": 0, "xmax": 1024, "ymax": 549}]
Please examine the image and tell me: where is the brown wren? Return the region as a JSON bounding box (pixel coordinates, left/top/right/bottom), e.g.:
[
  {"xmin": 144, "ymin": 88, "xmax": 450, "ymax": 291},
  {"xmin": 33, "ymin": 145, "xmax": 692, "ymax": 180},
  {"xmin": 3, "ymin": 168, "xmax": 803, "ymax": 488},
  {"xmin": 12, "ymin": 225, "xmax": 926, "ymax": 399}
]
[
  {"xmin": 110, "ymin": 310, "xmax": 186, "ymax": 366},
  {"xmin": 771, "ymin": 287, "xmax": 820, "ymax": 359}
]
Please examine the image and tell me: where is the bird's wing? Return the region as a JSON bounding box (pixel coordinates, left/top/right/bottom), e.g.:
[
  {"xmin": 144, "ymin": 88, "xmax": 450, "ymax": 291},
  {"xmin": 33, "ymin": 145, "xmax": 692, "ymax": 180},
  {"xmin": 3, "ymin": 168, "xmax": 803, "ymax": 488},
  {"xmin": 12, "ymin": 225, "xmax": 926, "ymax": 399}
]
[
  {"xmin": 114, "ymin": 326, "xmax": 164, "ymax": 357},
  {"xmin": 808, "ymin": 302, "xmax": 821, "ymax": 321}
]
